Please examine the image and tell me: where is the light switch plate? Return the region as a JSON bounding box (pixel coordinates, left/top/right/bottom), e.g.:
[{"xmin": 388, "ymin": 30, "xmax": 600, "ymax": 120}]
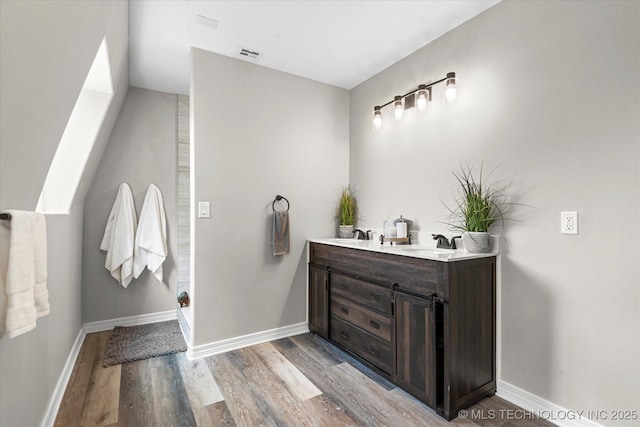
[
  {"xmin": 198, "ymin": 201, "xmax": 210, "ymax": 218},
  {"xmin": 561, "ymin": 211, "xmax": 578, "ymax": 234}
]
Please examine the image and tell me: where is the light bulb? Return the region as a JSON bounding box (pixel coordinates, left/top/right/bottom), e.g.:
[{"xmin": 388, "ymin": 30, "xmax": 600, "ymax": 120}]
[
  {"xmin": 393, "ymin": 96, "xmax": 404, "ymax": 121},
  {"xmin": 445, "ymin": 72, "xmax": 457, "ymax": 102},
  {"xmin": 416, "ymin": 85, "xmax": 430, "ymax": 111},
  {"xmin": 372, "ymin": 106, "xmax": 382, "ymax": 130}
]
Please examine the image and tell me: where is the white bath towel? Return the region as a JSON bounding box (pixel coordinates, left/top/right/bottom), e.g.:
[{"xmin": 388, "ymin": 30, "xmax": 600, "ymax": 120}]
[
  {"xmin": 100, "ymin": 183, "xmax": 137, "ymax": 287},
  {"xmin": 133, "ymin": 184, "xmax": 167, "ymax": 283},
  {"xmin": 33, "ymin": 213, "xmax": 49, "ymax": 317},
  {"xmin": 0, "ymin": 210, "xmax": 49, "ymax": 338}
]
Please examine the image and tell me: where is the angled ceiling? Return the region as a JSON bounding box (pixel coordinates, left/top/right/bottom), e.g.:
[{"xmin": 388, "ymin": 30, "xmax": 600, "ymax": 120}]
[{"xmin": 130, "ymin": 0, "xmax": 500, "ymax": 95}]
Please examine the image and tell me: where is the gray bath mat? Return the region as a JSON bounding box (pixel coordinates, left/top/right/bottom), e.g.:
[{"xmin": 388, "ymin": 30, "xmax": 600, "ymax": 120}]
[{"xmin": 103, "ymin": 319, "xmax": 187, "ymax": 367}]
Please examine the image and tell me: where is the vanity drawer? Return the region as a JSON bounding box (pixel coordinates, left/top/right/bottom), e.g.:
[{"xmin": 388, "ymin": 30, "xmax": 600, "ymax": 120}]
[
  {"xmin": 311, "ymin": 243, "xmax": 444, "ymax": 296},
  {"xmin": 330, "ymin": 273, "xmax": 392, "ymax": 314},
  {"xmin": 330, "ymin": 315, "xmax": 392, "ymax": 374},
  {"xmin": 330, "ymin": 294, "xmax": 391, "ymax": 342}
]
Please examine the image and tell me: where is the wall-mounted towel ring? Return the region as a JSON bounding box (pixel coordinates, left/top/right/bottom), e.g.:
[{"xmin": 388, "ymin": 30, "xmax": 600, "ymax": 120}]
[{"xmin": 272, "ymin": 195, "xmax": 289, "ymax": 212}]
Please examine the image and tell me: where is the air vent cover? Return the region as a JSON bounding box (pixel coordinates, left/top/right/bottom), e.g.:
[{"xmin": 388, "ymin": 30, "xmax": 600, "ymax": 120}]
[{"xmin": 196, "ymin": 15, "xmax": 220, "ymax": 29}]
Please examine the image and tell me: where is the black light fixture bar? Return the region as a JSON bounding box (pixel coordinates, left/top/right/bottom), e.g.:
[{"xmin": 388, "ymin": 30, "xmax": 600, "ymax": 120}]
[
  {"xmin": 372, "ymin": 72, "xmax": 456, "ymax": 131},
  {"xmin": 376, "ymin": 74, "xmax": 450, "ymax": 109}
]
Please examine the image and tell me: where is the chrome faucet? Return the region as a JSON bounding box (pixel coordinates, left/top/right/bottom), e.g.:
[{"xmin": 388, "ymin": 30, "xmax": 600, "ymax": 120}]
[
  {"xmin": 432, "ymin": 234, "xmax": 462, "ymax": 249},
  {"xmin": 353, "ymin": 229, "xmax": 371, "ymax": 240}
]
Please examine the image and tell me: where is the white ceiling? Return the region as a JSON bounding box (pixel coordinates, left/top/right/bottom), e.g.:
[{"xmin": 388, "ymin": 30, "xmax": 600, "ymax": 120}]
[{"xmin": 129, "ymin": 0, "xmax": 499, "ymax": 95}]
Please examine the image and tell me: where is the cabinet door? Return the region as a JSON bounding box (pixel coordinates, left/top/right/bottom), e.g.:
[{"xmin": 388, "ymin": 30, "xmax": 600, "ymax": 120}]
[
  {"xmin": 308, "ymin": 264, "xmax": 329, "ymax": 339},
  {"xmin": 394, "ymin": 291, "xmax": 437, "ymax": 408}
]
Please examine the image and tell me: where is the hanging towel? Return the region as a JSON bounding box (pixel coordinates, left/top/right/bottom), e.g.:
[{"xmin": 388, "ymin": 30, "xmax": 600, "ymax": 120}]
[
  {"xmin": 272, "ymin": 211, "xmax": 290, "ymax": 256},
  {"xmin": 0, "ymin": 210, "xmax": 49, "ymax": 338},
  {"xmin": 133, "ymin": 184, "xmax": 167, "ymax": 283},
  {"xmin": 33, "ymin": 213, "xmax": 49, "ymax": 317},
  {"xmin": 100, "ymin": 183, "xmax": 137, "ymax": 287}
]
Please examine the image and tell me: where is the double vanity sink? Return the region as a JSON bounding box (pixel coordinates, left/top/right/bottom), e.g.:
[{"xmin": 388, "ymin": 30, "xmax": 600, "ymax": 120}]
[
  {"xmin": 307, "ymin": 237, "xmax": 497, "ymax": 420},
  {"xmin": 314, "ymin": 238, "xmax": 496, "ymax": 261}
]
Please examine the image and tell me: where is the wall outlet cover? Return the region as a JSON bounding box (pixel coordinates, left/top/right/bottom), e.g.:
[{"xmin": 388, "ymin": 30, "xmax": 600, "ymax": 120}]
[{"xmin": 561, "ymin": 211, "xmax": 578, "ymax": 234}]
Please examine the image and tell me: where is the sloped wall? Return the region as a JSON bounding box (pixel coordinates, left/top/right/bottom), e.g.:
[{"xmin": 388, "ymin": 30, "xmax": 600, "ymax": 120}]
[{"xmin": 0, "ymin": 1, "xmax": 128, "ymax": 425}]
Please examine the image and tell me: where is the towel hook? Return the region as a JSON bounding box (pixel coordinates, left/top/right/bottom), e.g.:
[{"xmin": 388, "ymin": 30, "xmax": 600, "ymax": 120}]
[{"xmin": 272, "ymin": 195, "xmax": 289, "ymax": 212}]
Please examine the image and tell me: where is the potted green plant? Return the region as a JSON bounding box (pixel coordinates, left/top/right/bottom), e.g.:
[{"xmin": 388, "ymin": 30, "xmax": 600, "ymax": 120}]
[
  {"xmin": 444, "ymin": 164, "xmax": 514, "ymax": 253},
  {"xmin": 337, "ymin": 186, "xmax": 357, "ymax": 238}
]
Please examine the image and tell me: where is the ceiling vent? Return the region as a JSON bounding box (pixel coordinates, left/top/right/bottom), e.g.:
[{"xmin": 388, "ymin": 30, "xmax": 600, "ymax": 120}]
[
  {"xmin": 235, "ymin": 46, "xmax": 263, "ymax": 62},
  {"xmin": 196, "ymin": 15, "xmax": 220, "ymax": 29}
]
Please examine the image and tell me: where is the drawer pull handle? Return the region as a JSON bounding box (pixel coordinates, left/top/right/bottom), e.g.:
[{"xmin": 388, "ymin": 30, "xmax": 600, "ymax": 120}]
[
  {"xmin": 340, "ymin": 331, "xmax": 349, "ymax": 340},
  {"xmin": 369, "ymin": 293, "xmax": 380, "ymax": 301},
  {"xmin": 370, "ymin": 348, "xmax": 380, "ymax": 357},
  {"xmin": 370, "ymin": 320, "xmax": 380, "ymax": 329},
  {"xmin": 340, "ymin": 307, "xmax": 349, "ymax": 315}
]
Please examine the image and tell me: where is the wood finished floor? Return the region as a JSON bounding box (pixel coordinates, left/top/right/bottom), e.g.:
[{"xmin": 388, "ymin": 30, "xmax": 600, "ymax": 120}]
[{"xmin": 55, "ymin": 331, "xmax": 553, "ymax": 427}]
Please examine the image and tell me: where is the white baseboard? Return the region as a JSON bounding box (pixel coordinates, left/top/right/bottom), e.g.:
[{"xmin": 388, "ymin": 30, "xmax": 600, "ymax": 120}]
[
  {"xmin": 82, "ymin": 309, "xmax": 177, "ymax": 333},
  {"xmin": 40, "ymin": 327, "xmax": 86, "ymax": 427},
  {"xmin": 188, "ymin": 321, "xmax": 309, "ymax": 360},
  {"xmin": 497, "ymin": 380, "xmax": 603, "ymax": 427}
]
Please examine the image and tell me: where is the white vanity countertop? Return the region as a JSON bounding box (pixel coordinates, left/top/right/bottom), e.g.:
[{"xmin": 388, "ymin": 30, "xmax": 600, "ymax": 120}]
[{"xmin": 308, "ymin": 238, "xmax": 498, "ymax": 262}]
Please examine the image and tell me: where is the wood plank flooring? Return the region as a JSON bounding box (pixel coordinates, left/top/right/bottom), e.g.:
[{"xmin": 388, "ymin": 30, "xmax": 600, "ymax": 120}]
[{"xmin": 55, "ymin": 331, "xmax": 553, "ymax": 427}]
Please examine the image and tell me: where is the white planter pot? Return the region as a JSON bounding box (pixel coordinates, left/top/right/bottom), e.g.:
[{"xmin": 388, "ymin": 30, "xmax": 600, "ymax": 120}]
[
  {"xmin": 461, "ymin": 232, "xmax": 491, "ymax": 253},
  {"xmin": 338, "ymin": 225, "xmax": 354, "ymax": 238}
]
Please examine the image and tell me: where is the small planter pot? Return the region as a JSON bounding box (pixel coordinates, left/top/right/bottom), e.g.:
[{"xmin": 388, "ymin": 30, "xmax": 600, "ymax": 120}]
[
  {"xmin": 461, "ymin": 232, "xmax": 491, "ymax": 253},
  {"xmin": 338, "ymin": 225, "xmax": 354, "ymax": 238}
]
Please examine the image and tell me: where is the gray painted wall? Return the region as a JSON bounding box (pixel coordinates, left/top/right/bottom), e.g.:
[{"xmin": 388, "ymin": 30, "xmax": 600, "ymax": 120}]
[
  {"xmin": 349, "ymin": 0, "xmax": 639, "ymax": 422},
  {"xmin": 83, "ymin": 87, "xmax": 178, "ymax": 323},
  {"xmin": 191, "ymin": 49, "xmax": 350, "ymax": 346},
  {"xmin": 0, "ymin": 1, "xmax": 128, "ymax": 426}
]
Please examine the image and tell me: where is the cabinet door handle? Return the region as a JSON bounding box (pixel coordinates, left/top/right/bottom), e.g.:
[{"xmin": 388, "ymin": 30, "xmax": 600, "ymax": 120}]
[
  {"xmin": 340, "ymin": 307, "xmax": 349, "ymax": 315},
  {"xmin": 370, "ymin": 320, "xmax": 380, "ymax": 329},
  {"xmin": 369, "ymin": 293, "xmax": 380, "ymax": 301},
  {"xmin": 340, "ymin": 331, "xmax": 349, "ymax": 340},
  {"xmin": 370, "ymin": 347, "xmax": 380, "ymax": 357}
]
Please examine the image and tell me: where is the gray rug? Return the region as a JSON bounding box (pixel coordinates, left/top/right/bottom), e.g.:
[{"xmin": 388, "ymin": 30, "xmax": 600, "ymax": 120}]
[{"xmin": 103, "ymin": 319, "xmax": 187, "ymax": 367}]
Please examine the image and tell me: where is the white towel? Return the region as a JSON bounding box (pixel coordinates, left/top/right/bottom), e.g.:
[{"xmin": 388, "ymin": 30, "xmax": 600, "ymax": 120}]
[
  {"xmin": 33, "ymin": 213, "xmax": 49, "ymax": 317},
  {"xmin": 0, "ymin": 210, "xmax": 49, "ymax": 338},
  {"xmin": 100, "ymin": 183, "xmax": 137, "ymax": 287},
  {"xmin": 133, "ymin": 184, "xmax": 167, "ymax": 283}
]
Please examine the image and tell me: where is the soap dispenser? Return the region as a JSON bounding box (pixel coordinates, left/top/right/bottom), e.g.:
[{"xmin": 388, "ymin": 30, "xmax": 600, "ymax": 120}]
[{"xmin": 383, "ymin": 215, "xmax": 396, "ymax": 238}]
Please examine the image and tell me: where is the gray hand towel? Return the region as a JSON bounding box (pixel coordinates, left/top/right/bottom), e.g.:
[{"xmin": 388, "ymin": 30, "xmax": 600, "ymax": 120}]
[{"xmin": 272, "ymin": 211, "xmax": 290, "ymax": 256}]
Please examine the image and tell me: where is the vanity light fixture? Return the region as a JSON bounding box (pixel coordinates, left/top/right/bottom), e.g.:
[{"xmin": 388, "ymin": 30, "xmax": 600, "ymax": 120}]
[
  {"xmin": 416, "ymin": 84, "xmax": 431, "ymax": 111},
  {"xmin": 393, "ymin": 96, "xmax": 404, "ymax": 121},
  {"xmin": 373, "ymin": 106, "xmax": 383, "ymax": 130},
  {"xmin": 372, "ymin": 71, "xmax": 456, "ymax": 130},
  {"xmin": 444, "ymin": 72, "xmax": 457, "ymax": 102}
]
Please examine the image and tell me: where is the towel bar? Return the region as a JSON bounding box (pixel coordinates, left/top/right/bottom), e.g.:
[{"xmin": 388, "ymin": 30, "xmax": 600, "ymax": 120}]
[
  {"xmin": 272, "ymin": 195, "xmax": 289, "ymax": 212},
  {"xmin": 0, "ymin": 213, "xmax": 11, "ymax": 220}
]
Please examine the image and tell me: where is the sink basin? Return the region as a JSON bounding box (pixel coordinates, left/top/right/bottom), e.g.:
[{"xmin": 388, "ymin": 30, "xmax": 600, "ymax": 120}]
[
  {"xmin": 323, "ymin": 239, "xmax": 370, "ymax": 246},
  {"xmin": 397, "ymin": 247, "xmax": 454, "ymax": 253},
  {"xmin": 386, "ymin": 246, "xmax": 456, "ymax": 257}
]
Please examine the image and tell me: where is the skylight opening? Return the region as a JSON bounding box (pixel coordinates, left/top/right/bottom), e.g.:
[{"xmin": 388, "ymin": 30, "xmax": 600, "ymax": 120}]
[{"xmin": 36, "ymin": 37, "xmax": 114, "ymax": 214}]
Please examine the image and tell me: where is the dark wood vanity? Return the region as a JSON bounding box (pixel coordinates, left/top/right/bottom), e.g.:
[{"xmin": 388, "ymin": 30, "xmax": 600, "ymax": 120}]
[{"xmin": 308, "ymin": 241, "xmax": 496, "ymax": 420}]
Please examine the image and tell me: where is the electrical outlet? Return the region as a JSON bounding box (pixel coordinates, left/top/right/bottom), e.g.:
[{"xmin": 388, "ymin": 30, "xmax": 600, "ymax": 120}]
[{"xmin": 561, "ymin": 211, "xmax": 578, "ymax": 234}]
